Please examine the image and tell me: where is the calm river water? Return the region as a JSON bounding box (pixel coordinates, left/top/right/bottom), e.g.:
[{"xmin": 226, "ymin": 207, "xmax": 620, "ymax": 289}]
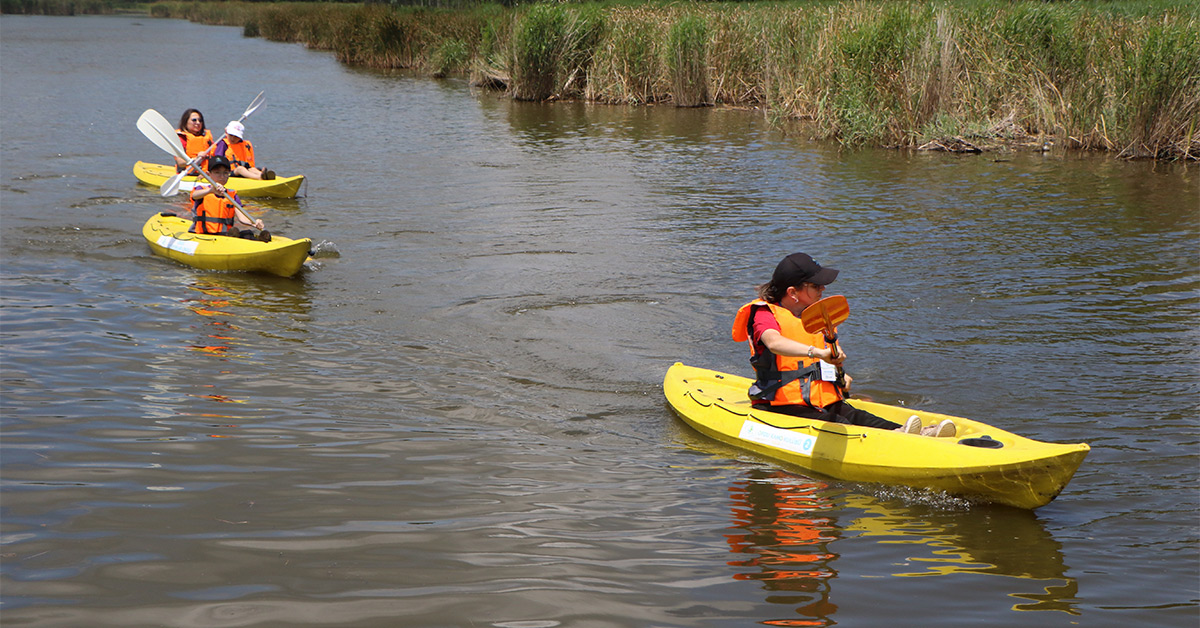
[{"xmin": 2, "ymin": 15, "xmax": 1198, "ymax": 628}]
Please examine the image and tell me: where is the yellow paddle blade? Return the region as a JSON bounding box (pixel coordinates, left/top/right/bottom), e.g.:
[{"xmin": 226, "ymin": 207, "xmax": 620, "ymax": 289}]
[{"xmin": 800, "ymin": 295, "xmax": 849, "ymax": 335}]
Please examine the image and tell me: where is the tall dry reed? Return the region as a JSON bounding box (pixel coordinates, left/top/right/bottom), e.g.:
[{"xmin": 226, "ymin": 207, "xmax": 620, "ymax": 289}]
[{"xmin": 666, "ymin": 14, "xmax": 709, "ymax": 107}]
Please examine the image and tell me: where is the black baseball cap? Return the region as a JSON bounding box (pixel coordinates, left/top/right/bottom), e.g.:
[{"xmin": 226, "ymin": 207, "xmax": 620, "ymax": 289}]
[
  {"xmin": 772, "ymin": 252, "xmax": 839, "ymax": 287},
  {"xmin": 207, "ymin": 156, "xmax": 232, "ymax": 171}
]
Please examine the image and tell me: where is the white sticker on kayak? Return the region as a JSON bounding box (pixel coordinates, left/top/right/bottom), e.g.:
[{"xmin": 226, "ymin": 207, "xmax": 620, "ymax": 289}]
[
  {"xmin": 157, "ymin": 235, "xmax": 198, "ymax": 256},
  {"xmin": 739, "ymin": 421, "xmax": 817, "ymax": 457}
]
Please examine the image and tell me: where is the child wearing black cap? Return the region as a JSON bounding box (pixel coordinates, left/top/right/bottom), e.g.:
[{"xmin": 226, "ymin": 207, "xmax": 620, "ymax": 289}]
[{"xmin": 188, "ymin": 156, "xmax": 270, "ymax": 242}]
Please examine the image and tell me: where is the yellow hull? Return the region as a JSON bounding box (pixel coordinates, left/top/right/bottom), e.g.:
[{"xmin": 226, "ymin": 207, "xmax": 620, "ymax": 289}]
[
  {"xmin": 133, "ymin": 161, "xmax": 304, "ymax": 199},
  {"xmin": 142, "ymin": 213, "xmax": 311, "ymax": 277},
  {"xmin": 663, "ymin": 363, "xmax": 1089, "ymax": 509}
]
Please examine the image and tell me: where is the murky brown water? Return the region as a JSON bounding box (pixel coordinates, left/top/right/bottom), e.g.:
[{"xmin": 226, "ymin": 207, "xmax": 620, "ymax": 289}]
[{"xmin": 2, "ymin": 15, "xmax": 1198, "ymax": 628}]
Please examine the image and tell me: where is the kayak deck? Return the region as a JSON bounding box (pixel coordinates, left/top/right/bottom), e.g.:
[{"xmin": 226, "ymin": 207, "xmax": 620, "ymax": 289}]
[
  {"xmin": 134, "ymin": 161, "xmax": 304, "ymax": 199},
  {"xmin": 663, "ymin": 362, "xmax": 1089, "ymax": 509},
  {"xmin": 142, "ymin": 213, "xmax": 311, "ymax": 277}
]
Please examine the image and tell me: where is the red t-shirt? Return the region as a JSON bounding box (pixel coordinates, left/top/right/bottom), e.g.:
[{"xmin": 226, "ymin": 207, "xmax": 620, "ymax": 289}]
[
  {"xmin": 750, "ymin": 306, "xmax": 782, "ymax": 355},
  {"xmin": 748, "ymin": 306, "xmax": 783, "ymax": 406}
]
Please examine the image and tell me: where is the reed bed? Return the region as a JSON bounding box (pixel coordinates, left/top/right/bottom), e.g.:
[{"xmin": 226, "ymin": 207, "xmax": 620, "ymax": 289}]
[
  {"xmin": 666, "ymin": 14, "xmax": 709, "ymax": 107},
  {"xmin": 1, "ymin": 0, "xmax": 134, "ymax": 14},
  {"xmin": 134, "ymin": 1, "xmax": 1200, "ymax": 159}
]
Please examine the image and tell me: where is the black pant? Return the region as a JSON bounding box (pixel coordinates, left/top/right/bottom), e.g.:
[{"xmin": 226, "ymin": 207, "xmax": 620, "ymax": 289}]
[{"xmin": 758, "ymin": 400, "xmax": 900, "ymax": 430}]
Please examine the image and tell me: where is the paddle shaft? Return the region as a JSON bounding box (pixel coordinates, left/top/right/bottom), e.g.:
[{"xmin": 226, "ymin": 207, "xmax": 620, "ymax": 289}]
[
  {"xmin": 823, "ymin": 329, "xmax": 847, "ymax": 394},
  {"xmin": 828, "ymin": 341, "xmax": 848, "ymax": 396},
  {"xmin": 164, "ymin": 92, "xmax": 265, "ymax": 195},
  {"xmin": 820, "ymin": 308, "xmax": 841, "ymax": 360}
]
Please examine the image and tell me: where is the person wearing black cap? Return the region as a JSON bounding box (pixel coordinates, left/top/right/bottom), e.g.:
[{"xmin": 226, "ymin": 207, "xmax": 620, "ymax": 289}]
[
  {"xmin": 732, "ymin": 253, "xmax": 955, "ymax": 437},
  {"xmin": 188, "ymin": 156, "xmax": 271, "ymax": 242}
]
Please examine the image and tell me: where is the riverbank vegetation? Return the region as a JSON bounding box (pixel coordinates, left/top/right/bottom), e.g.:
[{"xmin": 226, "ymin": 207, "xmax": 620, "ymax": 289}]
[
  {"xmin": 0, "ymin": 0, "xmax": 140, "ymax": 14},
  {"xmin": 8, "ymin": 0, "xmax": 1197, "ymax": 159}
]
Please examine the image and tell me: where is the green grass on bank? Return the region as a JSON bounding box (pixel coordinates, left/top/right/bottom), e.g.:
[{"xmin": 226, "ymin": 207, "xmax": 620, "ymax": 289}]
[{"xmin": 6, "ymin": 0, "xmax": 1198, "ymax": 159}]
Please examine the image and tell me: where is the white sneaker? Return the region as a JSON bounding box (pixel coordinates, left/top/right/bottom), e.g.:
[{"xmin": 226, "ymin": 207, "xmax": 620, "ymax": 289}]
[
  {"xmin": 901, "ymin": 415, "xmax": 922, "ymax": 434},
  {"xmin": 934, "ymin": 419, "xmax": 957, "ymax": 438}
]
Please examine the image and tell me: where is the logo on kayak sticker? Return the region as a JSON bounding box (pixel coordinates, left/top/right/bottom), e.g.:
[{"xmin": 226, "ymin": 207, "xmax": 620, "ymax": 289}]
[{"xmin": 739, "ymin": 421, "xmax": 816, "ymax": 456}]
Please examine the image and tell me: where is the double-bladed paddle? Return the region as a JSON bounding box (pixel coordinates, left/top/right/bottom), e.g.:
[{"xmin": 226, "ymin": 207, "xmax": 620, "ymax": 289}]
[
  {"xmin": 137, "ymin": 108, "xmax": 258, "ymax": 229},
  {"xmin": 159, "ymin": 91, "xmax": 265, "ymax": 196}
]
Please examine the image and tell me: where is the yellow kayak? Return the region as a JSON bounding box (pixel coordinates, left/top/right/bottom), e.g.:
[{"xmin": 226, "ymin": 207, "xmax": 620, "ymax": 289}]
[
  {"xmin": 133, "ymin": 161, "xmax": 305, "ymax": 199},
  {"xmin": 142, "ymin": 213, "xmax": 311, "ymax": 277},
  {"xmin": 663, "ymin": 362, "xmax": 1089, "ymax": 509}
]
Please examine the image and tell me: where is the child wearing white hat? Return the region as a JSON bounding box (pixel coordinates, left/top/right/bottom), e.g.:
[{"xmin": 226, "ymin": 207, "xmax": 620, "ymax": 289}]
[{"xmin": 214, "ymin": 120, "xmax": 275, "ymax": 181}]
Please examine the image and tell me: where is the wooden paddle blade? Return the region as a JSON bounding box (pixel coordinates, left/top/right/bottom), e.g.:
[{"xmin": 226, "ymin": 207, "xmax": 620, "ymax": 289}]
[{"xmin": 800, "ymin": 295, "xmax": 850, "ymax": 334}]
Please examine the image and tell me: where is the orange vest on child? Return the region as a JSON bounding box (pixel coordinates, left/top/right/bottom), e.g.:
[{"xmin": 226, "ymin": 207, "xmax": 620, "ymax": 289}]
[
  {"xmin": 190, "ymin": 189, "xmax": 240, "ymax": 236},
  {"xmin": 224, "ymin": 139, "xmax": 255, "ymax": 168}
]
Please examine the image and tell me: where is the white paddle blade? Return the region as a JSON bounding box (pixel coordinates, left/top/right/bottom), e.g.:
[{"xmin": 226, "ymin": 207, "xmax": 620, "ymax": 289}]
[
  {"xmin": 159, "ymin": 171, "xmax": 186, "ymax": 196},
  {"xmin": 139, "ymin": 108, "xmax": 212, "ymax": 197},
  {"xmin": 136, "ymin": 109, "xmax": 188, "ymax": 161},
  {"xmin": 241, "ymin": 91, "xmax": 266, "ymax": 120}
]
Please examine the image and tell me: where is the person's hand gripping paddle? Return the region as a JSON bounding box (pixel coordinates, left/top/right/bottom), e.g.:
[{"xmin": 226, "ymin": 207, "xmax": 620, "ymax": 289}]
[{"xmin": 800, "ymin": 294, "xmax": 851, "ymax": 396}]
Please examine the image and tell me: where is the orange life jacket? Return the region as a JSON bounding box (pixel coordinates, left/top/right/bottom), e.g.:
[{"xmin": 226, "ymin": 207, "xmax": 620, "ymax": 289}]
[
  {"xmin": 190, "ymin": 189, "xmax": 240, "ymax": 236},
  {"xmin": 176, "ymin": 129, "xmax": 213, "ymax": 159},
  {"xmin": 224, "ymin": 139, "xmax": 255, "ymax": 169},
  {"xmin": 732, "ymin": 300, "xmax": 843, "ymax": 408}
]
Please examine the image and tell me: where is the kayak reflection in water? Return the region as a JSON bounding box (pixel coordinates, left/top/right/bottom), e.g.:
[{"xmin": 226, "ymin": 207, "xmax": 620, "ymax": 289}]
[
  {"xmin": 726, "ymin": 471, "xmax": 840, "ymax": 624},
  {"xmin": 732, "ymin": 252, "xmax": 955, "ymax": 438}
]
